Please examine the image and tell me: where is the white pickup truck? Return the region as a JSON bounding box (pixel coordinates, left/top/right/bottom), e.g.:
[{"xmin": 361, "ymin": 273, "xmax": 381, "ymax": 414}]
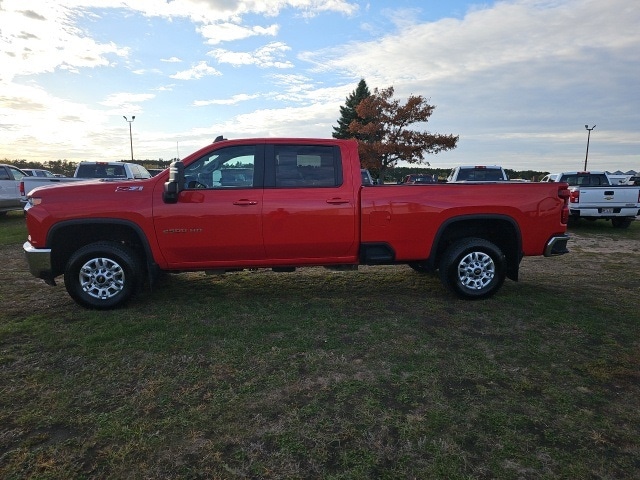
[
  {"xmin": 541, "ymin": 171, "xmax": 640, "ymax": 228},
  {"xmin": 19, "ymin": 161, "xmax": 152, "ymax": 203},
  {"xmin": 447, "ymin": 165, "xmax": 509, "ymax": 182}
]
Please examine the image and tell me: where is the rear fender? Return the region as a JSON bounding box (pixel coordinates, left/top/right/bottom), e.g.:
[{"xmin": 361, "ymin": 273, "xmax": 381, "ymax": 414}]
[{"xmin": 429, "ymin": 215, "xmax": 522, "ymax": 281}]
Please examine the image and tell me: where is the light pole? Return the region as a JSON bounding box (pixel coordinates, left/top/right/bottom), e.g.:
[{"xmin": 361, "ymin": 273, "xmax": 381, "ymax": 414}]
[
  {"xmin": 583, "ymin": 124, "xmax": 595, "ymax": 171},
  {"xmin": 123, "ymin": 116, "xmax": 135, "ymax": 161}
]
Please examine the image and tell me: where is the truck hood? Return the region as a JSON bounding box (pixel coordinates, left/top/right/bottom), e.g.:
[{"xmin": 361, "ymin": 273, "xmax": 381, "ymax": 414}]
[
  {"xmin": 28, "ymin": 176, "xmax": 158, "ymax": 224},
  {"xmin": 29, "ymin": 178, "xmax": 148, "ymax": 197}
]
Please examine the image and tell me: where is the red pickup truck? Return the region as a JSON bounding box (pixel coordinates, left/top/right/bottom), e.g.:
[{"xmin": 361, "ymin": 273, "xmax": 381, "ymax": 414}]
[{"xmin": 23, "ymin": 137, "xmax": 570, "ymax": 309}]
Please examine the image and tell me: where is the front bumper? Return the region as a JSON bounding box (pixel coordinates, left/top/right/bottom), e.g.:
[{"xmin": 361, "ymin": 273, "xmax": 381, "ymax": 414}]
[
  {"xmin": 544, "ymin": 234, "xmax": 570, "ymax": 257},
  {"xmin": 23, "ymin": 241, "xmax": 56, "ymax": 286}
]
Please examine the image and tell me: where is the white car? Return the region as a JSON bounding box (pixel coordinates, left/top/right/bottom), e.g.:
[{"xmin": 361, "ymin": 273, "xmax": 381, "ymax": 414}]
[
  {"xmin": 0, "ymin": 164, "xmax": 28, "ymax": 215},
  {"xmin": 22, "ymin": 168, "xmax": 57, "ymax": 178}
]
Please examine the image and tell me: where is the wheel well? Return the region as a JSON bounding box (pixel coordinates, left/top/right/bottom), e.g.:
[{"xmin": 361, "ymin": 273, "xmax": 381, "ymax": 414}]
[
  {"xmin": 47, "ymin": 220, "xmax": 150, "ymax": 278},
  {"xmin": 432, "ymin": 216, "xmax": 522, "ymax": 280}
]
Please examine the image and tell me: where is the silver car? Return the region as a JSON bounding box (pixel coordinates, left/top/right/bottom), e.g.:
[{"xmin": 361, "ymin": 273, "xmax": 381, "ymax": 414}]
[{"xmin": 0, "ymin": 164, "xmax": 27, "ymax": 215}]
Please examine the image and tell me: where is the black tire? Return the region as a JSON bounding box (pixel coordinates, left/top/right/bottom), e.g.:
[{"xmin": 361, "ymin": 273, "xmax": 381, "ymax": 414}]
[
  {"xmin": 438, "ymin": 238, "xmax": 506, "ymax": 300},
  {"xmin": 408, "ymin": 262, "xmax": 430, "ymax": 274},
  {"xmin": 64, "ymin": 241, "xmax": 143, "ymax": 309},
  {"xmin": 611, "ymin": 218, "xmax": 632, "ymax": 229}
]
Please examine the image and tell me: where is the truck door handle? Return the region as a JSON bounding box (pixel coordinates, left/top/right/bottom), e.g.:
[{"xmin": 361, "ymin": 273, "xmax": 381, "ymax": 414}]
[
  {"xmin": 604, "ymin": 191, "xmax": 614, "ymax": 195},
  {"xmin": 233, "ymin": 199, "xmax": 258, "ymax": 206},
  {"xmin": 326, "ymin": 198, "xmax": 350, "ymax": 205}
]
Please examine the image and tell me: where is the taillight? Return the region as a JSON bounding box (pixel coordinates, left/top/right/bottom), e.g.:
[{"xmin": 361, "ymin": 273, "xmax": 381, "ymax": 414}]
[
  {"xmin": 569, "ymin": 190, "xmax": 579, "ymax": 203},
  {"xmin": 558, "ymin": 186, "xmax": 570, "ymax": 224},
  {"xmin": 19, "ymin": 181, "xmax": 25, "ymax": 196}
]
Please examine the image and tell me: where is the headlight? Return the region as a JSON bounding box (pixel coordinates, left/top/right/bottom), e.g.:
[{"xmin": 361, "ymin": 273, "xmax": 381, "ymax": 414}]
[{"xmin": 27, "ymin": 196, "xmax": 43, "ymax": 207}]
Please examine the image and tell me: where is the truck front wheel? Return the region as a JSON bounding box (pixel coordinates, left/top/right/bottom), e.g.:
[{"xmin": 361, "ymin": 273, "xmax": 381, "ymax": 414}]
[
  {"xmin": 64, "ymin": 241, "xmax": 143, "ymax": 309},
  {"xmin": 438, "ymin": 238, "xmax": 506, "ymax": 299}
]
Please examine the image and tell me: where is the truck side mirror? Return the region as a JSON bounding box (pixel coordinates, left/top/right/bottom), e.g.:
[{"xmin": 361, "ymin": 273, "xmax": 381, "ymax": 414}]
[{"xmin": 163, "ymin": 161, "xmax": 185, "ymax": 204}]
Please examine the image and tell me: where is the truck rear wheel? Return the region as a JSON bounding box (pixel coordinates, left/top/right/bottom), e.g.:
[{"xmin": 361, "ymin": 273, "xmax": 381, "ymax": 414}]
[
  {"xmin": 64, "ymin": 241, "xmax": 143, "ymax": 309},
  {"xmin": 611, "ymin": 218, "xmax": 632, "ymax": 229},
  {"xmin": 438, "ymin": 238, "xmax": 506, "ymax": 299}
]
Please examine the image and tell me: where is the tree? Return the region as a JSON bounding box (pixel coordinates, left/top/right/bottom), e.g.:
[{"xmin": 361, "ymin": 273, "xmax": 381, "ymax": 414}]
[
  {"xmin": 332, "ymin": 79, "xmax": 371, "ymax": 139},
  {"xmin": 349, "ymin": 86, "xmax": 458, "ymax": 182}
]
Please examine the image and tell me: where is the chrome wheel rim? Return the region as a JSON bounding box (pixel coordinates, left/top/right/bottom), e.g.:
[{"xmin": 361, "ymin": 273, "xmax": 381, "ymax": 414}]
[
  {"xmin": 79, "ymin": 257, "xmax": 125, "ymax": 300},
  {"xmin": 457, "ymin": 251, "xmax": 495, "ymax": 290}
]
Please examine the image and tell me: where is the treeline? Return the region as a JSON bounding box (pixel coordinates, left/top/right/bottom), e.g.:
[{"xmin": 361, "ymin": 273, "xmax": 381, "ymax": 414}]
[{"xmin": 3, "ymin": 159, "xmax": 175, "ymax": 177}]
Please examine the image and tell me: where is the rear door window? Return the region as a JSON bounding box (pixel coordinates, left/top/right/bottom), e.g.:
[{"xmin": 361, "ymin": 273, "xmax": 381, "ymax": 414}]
[{"xmin": 266, "ymin": 145, "xmax": 342, "ymax": 188}]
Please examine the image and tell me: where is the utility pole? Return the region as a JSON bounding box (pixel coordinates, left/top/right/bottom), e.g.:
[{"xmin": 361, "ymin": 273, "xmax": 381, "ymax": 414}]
[
  {"xmin": 123, "ymin": 116, "xmax": 135, "ymax": 161},
  {"xmin": 584, "ymin": 124, "xmax": 595, "ymax": 171}
]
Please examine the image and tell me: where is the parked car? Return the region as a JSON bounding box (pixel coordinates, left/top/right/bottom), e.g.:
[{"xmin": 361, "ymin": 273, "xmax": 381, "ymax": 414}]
[
  {"xmin": 400, "ymin": 174, "xmax": 437, "ymax": 184},
  {"xmin": 0, "ymin": 164, "xmax": 28, "ymax": 215},
  {"xmin": 361, "ymin": 169, "xmax": 375, "ymax": 186},
  {"xmin": 22, "ymin": 168, "xmax": 57, "ymax": 178}
]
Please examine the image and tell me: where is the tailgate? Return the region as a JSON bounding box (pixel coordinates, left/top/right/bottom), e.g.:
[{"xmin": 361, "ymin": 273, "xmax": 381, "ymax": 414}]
[{"xmin": 577, "ymin": 187, "xmax": 639, "ymax": 207}]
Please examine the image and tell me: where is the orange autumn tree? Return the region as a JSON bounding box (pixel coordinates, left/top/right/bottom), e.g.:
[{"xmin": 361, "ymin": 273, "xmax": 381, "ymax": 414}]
[{"xmin": 349, "ymin": 86, "xmax": 458, "ymax": 182}]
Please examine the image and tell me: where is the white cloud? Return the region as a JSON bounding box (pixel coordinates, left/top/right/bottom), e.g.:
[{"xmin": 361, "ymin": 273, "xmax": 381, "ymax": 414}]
[
  {"xmin": 152, "ymin": 0, "xmax": 359, "ymax": 22},
  {"xmin": 209, "ymin": 42, "xmax": 293, "ymax": 68},
  {"xmin": 0, "ymin": 82, "xmax": 123, "ymax": 160},
  {"xmin": 304, "ymin": 0, "xmax": 640, "ymax": 89},
  {"xmin": 42, "ymin": 0, "xmax": 359, "ymax": 25},
  {"xmin": 295, "ymin": 0, "xmax": 640, "ymax": 171},
  {"xmin": 161, "ymin": 56, "xmax": 182, "ymax": 63},
  {"xmin": 0, "ymin": 1, "xmax": 129, "ymax": 82},
  {"xmin": 194, "ymin": 93, "xmax": 260, "ymax": 106},
  {"xmin": 199, "ymin": 22, "xmax": 279, "ymax": 45},
  {"xmin": 170, "ymin": 61, "xmax": 222, "ymax": 80},
  {"xmin": 207, "ymin": 103, "xmax": 341, "ymax": 138},
  {"xmin": 100, "ymin": 92, "xmax": 156, "ymax": 109}
]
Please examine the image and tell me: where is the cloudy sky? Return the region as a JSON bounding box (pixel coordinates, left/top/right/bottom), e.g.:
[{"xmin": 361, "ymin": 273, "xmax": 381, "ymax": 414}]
[{"xmin": 1, "ymin": 0, "xmax": 638, "ymax": 172}]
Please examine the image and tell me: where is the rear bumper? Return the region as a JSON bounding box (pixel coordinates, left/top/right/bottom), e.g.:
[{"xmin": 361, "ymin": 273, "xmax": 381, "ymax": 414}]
[
  {"xmin": 23, "ymin": 241, "xmax": 56, "ymax": 285},
  {"xmin": 544, "ymin": 234, "xmax": 570, "ymax": 257},
  {"xmin": 570, "ymin": 207, "xmax": 638, "ymax": 218}
]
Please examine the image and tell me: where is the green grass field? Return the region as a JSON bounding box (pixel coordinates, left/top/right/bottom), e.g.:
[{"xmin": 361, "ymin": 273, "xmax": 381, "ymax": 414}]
[{"xmin": 1, "ymin": 212, "xmax": 639, "ymax": 479}]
